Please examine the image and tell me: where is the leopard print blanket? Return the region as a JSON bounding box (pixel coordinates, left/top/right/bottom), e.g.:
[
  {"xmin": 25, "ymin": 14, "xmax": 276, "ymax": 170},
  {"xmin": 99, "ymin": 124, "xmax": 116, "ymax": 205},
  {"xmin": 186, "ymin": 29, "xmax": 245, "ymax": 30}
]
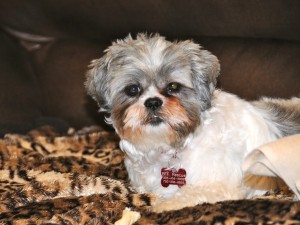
[{"xmin": 0, "ymin": 126, "xmax": 299, "ymax": 225}]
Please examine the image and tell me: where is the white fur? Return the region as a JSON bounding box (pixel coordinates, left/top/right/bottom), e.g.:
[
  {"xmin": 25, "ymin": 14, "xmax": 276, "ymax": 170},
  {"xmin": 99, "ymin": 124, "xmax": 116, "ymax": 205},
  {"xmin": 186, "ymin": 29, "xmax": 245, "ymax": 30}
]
[{"xmin": 120, "ymin": 90, "xmax": 279, "ymax": 212}]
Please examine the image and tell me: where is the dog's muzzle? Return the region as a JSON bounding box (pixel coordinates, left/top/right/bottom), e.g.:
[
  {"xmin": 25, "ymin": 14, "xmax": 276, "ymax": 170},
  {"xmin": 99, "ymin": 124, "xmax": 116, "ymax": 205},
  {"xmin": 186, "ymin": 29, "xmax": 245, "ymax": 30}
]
[
  {"xmin": 144, "ymin": 97, "xmax": 163, "ymax": 111},
  {"xmin": 144, "ymin": 97, "xmax": 163, "ymax": 125}
]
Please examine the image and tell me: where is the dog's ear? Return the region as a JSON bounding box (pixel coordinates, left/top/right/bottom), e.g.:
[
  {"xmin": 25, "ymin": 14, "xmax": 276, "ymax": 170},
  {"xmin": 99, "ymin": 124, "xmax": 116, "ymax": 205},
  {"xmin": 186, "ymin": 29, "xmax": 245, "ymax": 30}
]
[
  {"xmin": 180, "ymin": 41, "xmax": 220, "ymax": 110},
  {"xmin": 85, "ymin": 53, "xmax": 112, "ymax": 112}
]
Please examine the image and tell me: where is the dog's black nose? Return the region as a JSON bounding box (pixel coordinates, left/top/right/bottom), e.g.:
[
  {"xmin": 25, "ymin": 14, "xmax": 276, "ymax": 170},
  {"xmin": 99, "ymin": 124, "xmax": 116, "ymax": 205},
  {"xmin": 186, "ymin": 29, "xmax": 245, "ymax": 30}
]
[{"xmin": 144, "ymin": 97, "xmax": 163, "ymax": 111}]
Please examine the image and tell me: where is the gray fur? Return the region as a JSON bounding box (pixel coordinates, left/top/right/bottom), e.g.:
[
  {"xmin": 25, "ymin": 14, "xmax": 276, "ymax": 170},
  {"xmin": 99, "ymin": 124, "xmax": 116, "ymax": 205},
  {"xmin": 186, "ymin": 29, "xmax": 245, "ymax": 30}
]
[{"xmin": 85, "ymin": 33, "xmax": 220, "ymax": 114}]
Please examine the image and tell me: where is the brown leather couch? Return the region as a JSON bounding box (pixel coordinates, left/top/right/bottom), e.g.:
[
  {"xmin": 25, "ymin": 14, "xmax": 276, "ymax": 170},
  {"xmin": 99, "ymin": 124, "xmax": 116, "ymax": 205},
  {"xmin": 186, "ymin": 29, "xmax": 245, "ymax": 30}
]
[{"xmin": 0, "ymin": 0, "xmax": 299, "ymax": 137}]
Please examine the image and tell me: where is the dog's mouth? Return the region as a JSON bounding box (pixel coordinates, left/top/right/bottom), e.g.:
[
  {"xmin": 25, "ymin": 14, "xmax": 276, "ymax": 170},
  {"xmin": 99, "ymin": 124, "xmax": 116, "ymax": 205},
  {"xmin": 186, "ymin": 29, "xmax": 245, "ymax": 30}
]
[{"xmin": 145, "ymin": 114, "xmax": 164, "ymax": 126}]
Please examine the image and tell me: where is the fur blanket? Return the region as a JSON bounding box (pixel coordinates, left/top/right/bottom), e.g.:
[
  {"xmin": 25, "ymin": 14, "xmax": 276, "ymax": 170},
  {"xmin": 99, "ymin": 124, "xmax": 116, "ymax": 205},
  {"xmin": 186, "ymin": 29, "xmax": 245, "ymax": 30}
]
[{"xmin": 0, "ymin": 126, "xmax": 299, "ymax": 225}]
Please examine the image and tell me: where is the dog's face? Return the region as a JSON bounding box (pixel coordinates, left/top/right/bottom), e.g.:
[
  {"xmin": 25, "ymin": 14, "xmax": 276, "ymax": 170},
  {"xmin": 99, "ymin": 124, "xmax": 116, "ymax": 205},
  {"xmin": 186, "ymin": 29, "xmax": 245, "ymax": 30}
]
[{"xmin": 86, "ymin": 34, "xmax": 220, "ymax": 149}]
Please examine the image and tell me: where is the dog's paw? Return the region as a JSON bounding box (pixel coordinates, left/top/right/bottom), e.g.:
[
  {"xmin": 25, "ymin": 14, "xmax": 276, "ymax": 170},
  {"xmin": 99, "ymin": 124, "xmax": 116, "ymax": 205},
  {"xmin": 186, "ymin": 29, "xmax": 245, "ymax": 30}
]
[
  {"xmin": 151, "ymin": 196, "xmax": 191, "ymax": 213},
  {"xmin": 114, "ymin": 208, "xmax": 141, "ymax": 225}
]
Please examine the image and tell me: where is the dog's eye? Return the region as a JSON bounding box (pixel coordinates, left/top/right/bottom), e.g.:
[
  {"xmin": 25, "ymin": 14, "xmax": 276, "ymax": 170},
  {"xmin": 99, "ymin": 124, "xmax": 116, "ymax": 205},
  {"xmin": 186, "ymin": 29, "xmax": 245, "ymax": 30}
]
[
  {"xmin": 166, "ymin": 82, "xmax": 181, "ymax": 95},
  {"xmin": 124, "ymin": 84, "xmax": 141, "ymax": 97}
]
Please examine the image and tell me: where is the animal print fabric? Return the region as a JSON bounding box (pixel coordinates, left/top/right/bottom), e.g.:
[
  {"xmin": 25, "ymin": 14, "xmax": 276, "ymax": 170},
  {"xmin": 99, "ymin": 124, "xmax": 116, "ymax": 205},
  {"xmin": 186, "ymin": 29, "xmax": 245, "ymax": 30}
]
[{"xmin": 0, "ymin": 126, "xmax": 299, "ymax": 225}]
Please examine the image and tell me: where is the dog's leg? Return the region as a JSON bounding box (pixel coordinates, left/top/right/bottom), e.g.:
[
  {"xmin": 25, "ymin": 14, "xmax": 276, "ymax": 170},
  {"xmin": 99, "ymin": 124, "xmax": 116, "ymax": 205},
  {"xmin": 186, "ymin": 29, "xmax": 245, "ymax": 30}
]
[{"xmin": 152, "ymin": 183, "xmax": 247, "ymax": 212}]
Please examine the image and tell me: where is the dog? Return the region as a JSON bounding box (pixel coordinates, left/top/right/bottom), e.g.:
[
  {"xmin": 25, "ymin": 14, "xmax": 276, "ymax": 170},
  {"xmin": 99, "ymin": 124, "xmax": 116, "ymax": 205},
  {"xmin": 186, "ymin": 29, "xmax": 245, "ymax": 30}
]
[{"xmin": 85, "ymin": 33, "xmax": 300, "ymax": 212}]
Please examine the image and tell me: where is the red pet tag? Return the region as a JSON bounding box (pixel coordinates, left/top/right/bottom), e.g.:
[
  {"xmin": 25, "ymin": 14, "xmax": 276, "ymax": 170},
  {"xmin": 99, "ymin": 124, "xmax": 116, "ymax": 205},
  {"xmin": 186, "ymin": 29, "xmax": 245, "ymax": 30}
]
[{"xmin": 161, "ymin": 167, "xmax": 186, "ymax": 188}]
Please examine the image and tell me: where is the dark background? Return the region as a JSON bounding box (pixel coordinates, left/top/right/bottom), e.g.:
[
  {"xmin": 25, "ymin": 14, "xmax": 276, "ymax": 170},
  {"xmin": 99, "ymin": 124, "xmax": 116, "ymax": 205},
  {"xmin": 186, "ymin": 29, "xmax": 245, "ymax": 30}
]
[{"xmin": 0, "ymin": 0, "xmax": 299, "ymax": 136}]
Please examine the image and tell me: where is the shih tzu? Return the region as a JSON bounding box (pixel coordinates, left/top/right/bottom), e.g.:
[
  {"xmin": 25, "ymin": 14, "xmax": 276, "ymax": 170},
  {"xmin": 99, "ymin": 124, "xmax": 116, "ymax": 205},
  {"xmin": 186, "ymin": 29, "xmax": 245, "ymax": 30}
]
[{"xmin": 85, "ymin": 33, "xmax": 300, "ymax": 212}]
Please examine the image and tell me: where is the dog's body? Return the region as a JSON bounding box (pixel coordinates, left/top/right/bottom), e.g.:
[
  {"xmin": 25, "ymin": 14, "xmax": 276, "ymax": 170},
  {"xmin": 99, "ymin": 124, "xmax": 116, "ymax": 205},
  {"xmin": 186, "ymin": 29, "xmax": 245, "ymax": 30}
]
[{"xmin": 86, "ymin": 34, "xmax": 300, "ymax": 212}]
